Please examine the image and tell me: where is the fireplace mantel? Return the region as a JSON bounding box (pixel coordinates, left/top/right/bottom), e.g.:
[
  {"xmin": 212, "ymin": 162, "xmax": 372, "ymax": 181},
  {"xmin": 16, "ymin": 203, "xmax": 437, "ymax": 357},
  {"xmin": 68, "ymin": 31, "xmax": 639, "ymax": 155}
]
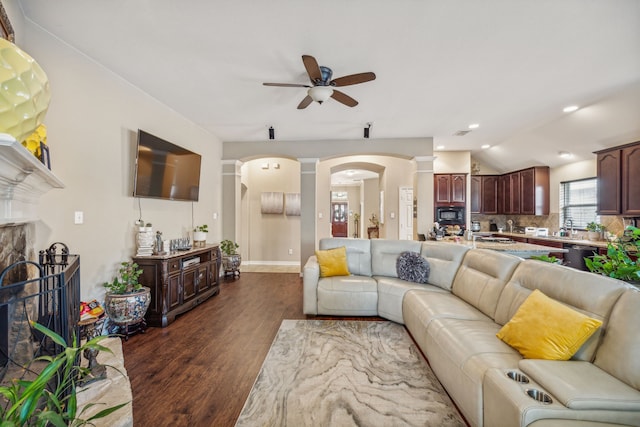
[{"xmin": 0, "ymin": 133, "xmax": 64, "ymax": 225}]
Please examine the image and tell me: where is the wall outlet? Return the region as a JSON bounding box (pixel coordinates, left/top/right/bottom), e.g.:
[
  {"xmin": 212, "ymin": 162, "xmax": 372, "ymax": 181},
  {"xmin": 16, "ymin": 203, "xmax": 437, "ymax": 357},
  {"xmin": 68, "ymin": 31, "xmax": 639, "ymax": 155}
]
[{"xmin": 288, "ymin": 248, "xmax": 293, "ymax": 255}]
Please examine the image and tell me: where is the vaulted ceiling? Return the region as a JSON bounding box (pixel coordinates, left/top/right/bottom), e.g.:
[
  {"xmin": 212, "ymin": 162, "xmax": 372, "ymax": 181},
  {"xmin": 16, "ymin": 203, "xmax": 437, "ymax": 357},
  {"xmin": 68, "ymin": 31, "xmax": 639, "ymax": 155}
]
[{"xmin": 18, "ymin": 0, "xmax": 640, "ymax": 173}]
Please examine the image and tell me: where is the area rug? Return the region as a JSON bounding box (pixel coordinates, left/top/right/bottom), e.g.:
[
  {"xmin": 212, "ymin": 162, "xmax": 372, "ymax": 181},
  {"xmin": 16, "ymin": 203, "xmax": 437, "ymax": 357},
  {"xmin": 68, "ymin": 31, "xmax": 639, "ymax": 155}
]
[{"xmin": 235, "ymin": 320, "xmax": 465, "ymax": 426}]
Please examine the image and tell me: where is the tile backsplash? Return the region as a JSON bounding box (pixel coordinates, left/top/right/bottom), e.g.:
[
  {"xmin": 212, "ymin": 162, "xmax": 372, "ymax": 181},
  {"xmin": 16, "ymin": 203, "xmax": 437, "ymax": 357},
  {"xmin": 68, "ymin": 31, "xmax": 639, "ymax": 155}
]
[{"xmin": 470, "ymin": 214, "xmax": 631, "ymax": 237}]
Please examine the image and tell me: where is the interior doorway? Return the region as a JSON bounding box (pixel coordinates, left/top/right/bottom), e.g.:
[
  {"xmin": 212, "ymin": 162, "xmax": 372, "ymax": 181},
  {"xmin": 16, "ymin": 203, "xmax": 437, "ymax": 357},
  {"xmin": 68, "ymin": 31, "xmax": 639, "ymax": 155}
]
[{"xmin": 331, "ymin": 202, "xmax": 348, "ymax": 237}]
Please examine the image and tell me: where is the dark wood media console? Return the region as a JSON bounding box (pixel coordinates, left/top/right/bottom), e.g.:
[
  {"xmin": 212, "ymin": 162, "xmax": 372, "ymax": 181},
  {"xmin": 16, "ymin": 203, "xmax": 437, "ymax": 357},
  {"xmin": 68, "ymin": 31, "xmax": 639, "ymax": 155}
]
[{"xmin": 134, "ymin": 245, "xmax": 220, "ymax": 327}]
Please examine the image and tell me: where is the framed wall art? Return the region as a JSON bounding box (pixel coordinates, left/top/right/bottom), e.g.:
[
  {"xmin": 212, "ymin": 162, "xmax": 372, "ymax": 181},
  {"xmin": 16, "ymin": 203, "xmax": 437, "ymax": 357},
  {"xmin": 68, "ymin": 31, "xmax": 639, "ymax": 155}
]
[
  {"xmin": 285, "ymin": 193, "xmax": 301, "ymax": 216},
  {"xmin": 261, "ymin": 192, "xmax": 284, "ymax": 214}
]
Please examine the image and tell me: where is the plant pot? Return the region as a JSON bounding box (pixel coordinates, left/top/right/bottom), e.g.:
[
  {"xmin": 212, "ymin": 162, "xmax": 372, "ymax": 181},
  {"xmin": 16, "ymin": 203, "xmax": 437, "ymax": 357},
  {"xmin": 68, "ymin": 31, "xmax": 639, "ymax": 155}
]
[
  {"xmin": 222, "ymin": 254, "xmax": 242, "ymax": 276},
  {"xmin": 104, "ymin": 287, "xmax": 151, "ymax": 326},
  {"xmin": 193, "ymin": 231, "xmax": 207, "ymax": 247},
  {"xmin": 587, "ymin": 231, "xmax": 601, "ymax": 241}
]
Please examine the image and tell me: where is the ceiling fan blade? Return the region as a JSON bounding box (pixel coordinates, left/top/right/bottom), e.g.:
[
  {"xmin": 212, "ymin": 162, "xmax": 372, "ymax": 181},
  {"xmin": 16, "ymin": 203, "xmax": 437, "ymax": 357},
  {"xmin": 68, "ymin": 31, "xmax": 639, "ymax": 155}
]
[
  {"xmin": 331, "ymin": 72, "xmax": 376, "ymax": 87},
  {"xmin": 263, "ymin": 82, "xmax": 310, "ymax": 88},
  {"xmin": 331, "ymin": 90, "xmax": 358, "ymax": 107},
  {"xmin": 302, "ymin": 55, "xmax": 322, "ymax": 84},
  {"xmin": 297, "ymin": 95, "xmax": 313, "ymax": 109}
]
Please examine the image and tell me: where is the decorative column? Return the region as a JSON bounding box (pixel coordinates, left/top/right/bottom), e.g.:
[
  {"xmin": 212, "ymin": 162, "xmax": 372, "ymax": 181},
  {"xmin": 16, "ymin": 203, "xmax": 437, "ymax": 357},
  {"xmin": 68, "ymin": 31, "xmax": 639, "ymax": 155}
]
[
  {"xmin": 299, "ymin": 158, "xmax": 318, "ymax": 269},
  {"xmin": 414, "ymin": 156, "xmax": 436, "ymax": 236},
  {"xmin": 221, "ymin": 160, "xmax": 243, "ymax": 246}
]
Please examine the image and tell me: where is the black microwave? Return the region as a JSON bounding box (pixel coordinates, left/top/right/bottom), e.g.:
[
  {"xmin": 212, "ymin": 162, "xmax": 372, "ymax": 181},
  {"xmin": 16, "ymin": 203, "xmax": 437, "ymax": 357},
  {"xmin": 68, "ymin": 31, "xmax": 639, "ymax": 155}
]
[{"xmin": 435, "ymin": 206, "xmax": 465, "ymax": 225}]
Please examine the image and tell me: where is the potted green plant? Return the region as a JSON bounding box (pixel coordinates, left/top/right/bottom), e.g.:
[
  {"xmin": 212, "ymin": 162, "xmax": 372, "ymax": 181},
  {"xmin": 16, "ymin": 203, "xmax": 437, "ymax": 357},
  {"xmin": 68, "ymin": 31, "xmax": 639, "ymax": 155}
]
[
  {"xmin": 103, "ymin": 261, "xmax": 151, "ymax": 330},
  {"xmin": 585, "ymin": 226, "xmax": 640, "ymax": 287},
  {"xmin": 0, "ymin": 321, "xmax": 127, "ymax": 426},
  {"xmin": 193, "ymin": 224, "xmax": 209, "ymax": 246},
  {"xmin": 585, "ymin": 222, "xmax": 605, "ymax": 241},
  {"xmin": 220, "ymin": 239, "xmax": 241, "ymax": 277}
]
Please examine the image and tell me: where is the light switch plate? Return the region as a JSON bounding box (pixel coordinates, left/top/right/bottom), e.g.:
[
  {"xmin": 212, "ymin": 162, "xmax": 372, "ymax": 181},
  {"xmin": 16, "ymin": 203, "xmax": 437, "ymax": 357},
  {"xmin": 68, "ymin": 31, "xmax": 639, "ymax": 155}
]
[{"xmin": 74, "ymin": 211, "xmax": 83, "ymax": 224}]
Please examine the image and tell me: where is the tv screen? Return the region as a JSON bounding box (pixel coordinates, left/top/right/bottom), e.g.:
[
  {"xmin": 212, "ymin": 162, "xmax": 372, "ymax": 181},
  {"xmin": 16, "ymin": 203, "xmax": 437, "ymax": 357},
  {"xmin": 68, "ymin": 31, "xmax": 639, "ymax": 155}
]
[{"xmin": 133, "ymin": 130, "xmax": 202, "ymax": 201}]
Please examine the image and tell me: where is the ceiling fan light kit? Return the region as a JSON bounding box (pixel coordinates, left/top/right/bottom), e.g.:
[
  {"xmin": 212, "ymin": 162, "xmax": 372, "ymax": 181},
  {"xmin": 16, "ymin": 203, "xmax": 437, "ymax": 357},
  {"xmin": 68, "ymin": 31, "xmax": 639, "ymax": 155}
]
[
  {"xmin": 263, "ymin": 55, "xmax": 376, "ymax": 109},
  {"xmin": 308, "ymin": 86, "xmax": 333, "ymax": 103}
]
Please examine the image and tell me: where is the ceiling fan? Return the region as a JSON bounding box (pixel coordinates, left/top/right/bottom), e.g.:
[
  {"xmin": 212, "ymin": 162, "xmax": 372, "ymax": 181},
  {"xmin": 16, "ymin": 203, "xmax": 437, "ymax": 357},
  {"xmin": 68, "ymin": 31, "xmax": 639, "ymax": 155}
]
[{"xmin": 263, "ymin": 55, "xmax": 376, "ymax": 109}]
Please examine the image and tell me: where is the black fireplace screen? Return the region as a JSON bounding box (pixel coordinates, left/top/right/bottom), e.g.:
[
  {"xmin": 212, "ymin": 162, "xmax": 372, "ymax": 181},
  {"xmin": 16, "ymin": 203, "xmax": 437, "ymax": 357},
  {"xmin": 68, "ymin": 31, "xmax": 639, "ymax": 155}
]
[{"xmin": 0, "ymin": 243, "xmax": 80, "ymax": 384}]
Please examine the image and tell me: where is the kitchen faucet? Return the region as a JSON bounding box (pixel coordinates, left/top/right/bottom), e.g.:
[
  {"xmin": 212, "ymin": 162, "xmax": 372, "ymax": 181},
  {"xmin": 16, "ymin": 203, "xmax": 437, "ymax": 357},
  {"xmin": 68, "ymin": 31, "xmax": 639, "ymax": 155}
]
[{"xmin": 565, "ymin": 219, "xmax": 574, "ymax": 237}]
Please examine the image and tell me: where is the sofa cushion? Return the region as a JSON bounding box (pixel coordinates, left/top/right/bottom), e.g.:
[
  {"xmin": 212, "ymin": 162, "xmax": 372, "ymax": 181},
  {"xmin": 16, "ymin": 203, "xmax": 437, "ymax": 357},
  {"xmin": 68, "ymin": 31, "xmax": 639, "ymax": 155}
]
[
  {"xmin": 315, "ymin": 246, "xmax": 350, "ymax": 277},
  {"xmin": 371, "ymin": 239, "xmax": 422, "ymax": 277},
  {"xmin": 451, "ymin": 249, "xmax": 521, "ymax": 319},
  {"xmin": 396, "ymin": 251, "xmax": 430, "ymax": 283},
  {"xmin": 403, "ymin": 289, "xmax": 491, "ymax": 332},
  {"xmin": 319, "ymin": 238, "xmax": 372, "ymax": 277},
  {"xmin": 594, "ymin": 289, "xmax": 640, "ymax": 390},
  {"xmin": 494, "ymin": 260, "xmax": 628, "ymax": 362},
  {"xmin": 421, "ymin": 317, "xmax": 522, "ymax": 427},
  {"xmin": 520, "ymin": 360, "xmax": 640, "ymax": 411},
  {"xmin": 316, "ymin": 275, "xmax": 378, "ymax": 316},
  {"xmin": 497, "ymin": 289, "xmax": 603, "ymax": 360},
  {"xmin": 419, "ymin": 241, "xmax": 469, "ymax": 291},
  {"xmin": 377, "ymin": 277, "xmax": 447, "ymax": 324}
]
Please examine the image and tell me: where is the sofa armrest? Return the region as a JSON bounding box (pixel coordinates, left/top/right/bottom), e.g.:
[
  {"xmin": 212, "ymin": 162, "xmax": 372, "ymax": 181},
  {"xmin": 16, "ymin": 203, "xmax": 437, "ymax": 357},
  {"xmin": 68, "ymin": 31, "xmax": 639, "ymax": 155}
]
[
  {"xmin": 303, "ymin": 255, "xmax": 320, "ymax": 315},
  {"xmin": 519, "ymin": 359, "xmax": 640, "ymax": 411}
]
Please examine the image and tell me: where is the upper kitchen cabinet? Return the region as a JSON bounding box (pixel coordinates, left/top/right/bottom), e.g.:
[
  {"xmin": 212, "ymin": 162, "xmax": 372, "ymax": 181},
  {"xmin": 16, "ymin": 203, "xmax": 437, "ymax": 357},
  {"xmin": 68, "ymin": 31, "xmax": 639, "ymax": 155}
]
[
  {"xmin": 470, "ymin": 175, "xmax": 498, "ymax": 214},
  {"xmin": 520, "ymin": 166, "xmax": 549, "ymax": 215},
  {"xmin": 500, "ymin": 172, "xmax": 521, "ymax": 215},
  {"xmin": 471, "ymin": 167, "xmax": 549, "ymax": 216},
  {"xmin": 435, "ymin": 174, "xmax": 466, "ymax": 206},
  {"xmin": 596, "ymin": 141, "xmax": 640, "ymax": 216}
]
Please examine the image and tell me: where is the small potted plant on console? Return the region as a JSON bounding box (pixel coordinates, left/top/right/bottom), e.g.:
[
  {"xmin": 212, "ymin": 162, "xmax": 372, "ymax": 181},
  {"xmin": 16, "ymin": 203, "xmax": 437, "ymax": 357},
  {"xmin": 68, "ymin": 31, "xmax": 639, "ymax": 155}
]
[
  {"xmin": 193, "ymin": 224, "xmax": 209, "ymax": 247},
  {"xmin": 220, "ymin": 239, "xmax": 241, "ymax": 277},
  {"xmin": 103, "ymin": 261, "xmax": 151, "ymax": 339}
]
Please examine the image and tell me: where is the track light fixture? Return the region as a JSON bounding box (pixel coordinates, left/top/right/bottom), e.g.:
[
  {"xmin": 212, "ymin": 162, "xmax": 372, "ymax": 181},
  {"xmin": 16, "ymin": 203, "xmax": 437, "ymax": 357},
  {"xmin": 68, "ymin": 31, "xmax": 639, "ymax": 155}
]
[
  {"xmin": 364, "ymin": 122, "xmax": 372, "ymax": 139},
  {"xmin": 268, "ymin": 126, "xmax": 275, "ymax": 140}
]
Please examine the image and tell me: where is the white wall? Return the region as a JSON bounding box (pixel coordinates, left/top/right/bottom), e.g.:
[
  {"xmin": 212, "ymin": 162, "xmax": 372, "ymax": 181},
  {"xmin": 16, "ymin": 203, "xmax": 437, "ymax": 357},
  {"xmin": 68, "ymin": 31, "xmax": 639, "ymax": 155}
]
[
  {"xmin": 549, "ymin": 159, "xmax": 597, "ymax": 213},
  {"xmin": 21, "ymin": 21, "xmax": 222, "ymax": 300},
  {"xmin": 240, "ymin": 158, "xmax": 300, "ymax": 264}
]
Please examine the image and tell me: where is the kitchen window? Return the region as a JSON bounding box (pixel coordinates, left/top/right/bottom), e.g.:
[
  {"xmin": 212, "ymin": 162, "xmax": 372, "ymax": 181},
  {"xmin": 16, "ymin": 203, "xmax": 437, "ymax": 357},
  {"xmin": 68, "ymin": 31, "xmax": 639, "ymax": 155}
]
[{"xmin": 559, "ymin": 177, "xmax": 599, "ymax": 230}]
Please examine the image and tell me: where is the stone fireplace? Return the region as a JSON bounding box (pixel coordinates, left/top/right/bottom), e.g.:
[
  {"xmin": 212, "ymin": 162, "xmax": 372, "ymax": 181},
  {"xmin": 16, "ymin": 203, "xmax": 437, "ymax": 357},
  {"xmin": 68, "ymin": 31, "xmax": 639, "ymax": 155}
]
[{"xmin": 1, "ymin": 134, "xmax": 65, "ymax": 384}]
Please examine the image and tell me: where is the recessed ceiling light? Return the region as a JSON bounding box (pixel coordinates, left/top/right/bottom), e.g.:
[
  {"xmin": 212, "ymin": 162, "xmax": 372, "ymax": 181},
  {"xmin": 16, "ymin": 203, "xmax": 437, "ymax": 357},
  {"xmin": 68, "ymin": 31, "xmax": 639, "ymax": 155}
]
[
  {"xmin": 436, "ymin": 145, "xmax": 445, "ymax": 150},
  {"xmin": 563, "ymin": 105, "xmax": 579, "ymax": 113},
  {"xmin": 481, "ymin": 144, "xmax": 491, "ymax": 149},
  {"xmin": 468, "ymin": 123, "xmax": 480, "ymax": 129},
  {"xmin": 558, "ymin": 151, "xmax": 573, "ymax": 158}
]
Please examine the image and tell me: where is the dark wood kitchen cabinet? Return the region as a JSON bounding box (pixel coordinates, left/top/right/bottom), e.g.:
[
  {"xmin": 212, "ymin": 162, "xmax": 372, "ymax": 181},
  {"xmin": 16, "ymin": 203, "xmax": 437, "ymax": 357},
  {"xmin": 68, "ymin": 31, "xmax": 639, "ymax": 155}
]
[
  {"xmin": 595, "ymin": 141, "xmax": 640, "ymax": 216},
  {"xmin": 470, "ymin": 175, "xmax": 481, "ymax": 213},
  {"xmin": 500, "ymin": 172, "xmax": 521, "ymax": 215},
  {"xmin": 481, "ymin": 175, "xmax": 499, "ymax": 214},
  {"xmin": 470, "ymin": 175, "xmax": 498, "ymax": 214},
  {"xmin": 435, "ymin": 174, "xmax": 466, "ymax": 206},
  {"xmin": 134, "ymin": 245, "xmax": 220, "ymax": 327},
  {"xmin": 520, "ymin": 167, "xmax": 549, "ymax": 215}
]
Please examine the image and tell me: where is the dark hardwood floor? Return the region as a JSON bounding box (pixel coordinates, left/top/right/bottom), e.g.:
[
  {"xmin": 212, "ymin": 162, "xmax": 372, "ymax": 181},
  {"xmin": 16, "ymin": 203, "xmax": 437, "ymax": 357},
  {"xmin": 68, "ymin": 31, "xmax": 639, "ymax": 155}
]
[{"xmin": 122, "ymin": 272, "xmax": 309, "ymax": 426}]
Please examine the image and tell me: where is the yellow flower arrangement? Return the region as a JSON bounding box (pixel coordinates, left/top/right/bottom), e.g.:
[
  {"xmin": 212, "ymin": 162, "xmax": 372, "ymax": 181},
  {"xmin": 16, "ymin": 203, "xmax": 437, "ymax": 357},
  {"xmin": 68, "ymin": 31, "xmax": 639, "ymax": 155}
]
[{"xmin": 21, "ymin": 124, "xmax": 47, "ymax": 159}]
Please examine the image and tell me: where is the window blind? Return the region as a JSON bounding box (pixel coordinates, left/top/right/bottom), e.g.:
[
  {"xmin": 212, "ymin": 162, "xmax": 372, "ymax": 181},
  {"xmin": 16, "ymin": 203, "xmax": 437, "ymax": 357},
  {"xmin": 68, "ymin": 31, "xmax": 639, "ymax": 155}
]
[{"xmin": 559, "ymin": 178, "xmax": 599, "ymax": 229}]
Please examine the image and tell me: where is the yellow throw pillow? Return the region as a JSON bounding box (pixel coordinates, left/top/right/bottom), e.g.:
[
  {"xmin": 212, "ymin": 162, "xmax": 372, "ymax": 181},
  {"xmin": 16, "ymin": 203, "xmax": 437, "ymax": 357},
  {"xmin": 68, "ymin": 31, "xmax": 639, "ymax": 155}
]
[
  {"xmin": 496, "ymin": 289, "xmax": 602, "ymax": 360},
  {"xmin": 315, "ymin": 246, "xmax": 350, "ymax": 278}
]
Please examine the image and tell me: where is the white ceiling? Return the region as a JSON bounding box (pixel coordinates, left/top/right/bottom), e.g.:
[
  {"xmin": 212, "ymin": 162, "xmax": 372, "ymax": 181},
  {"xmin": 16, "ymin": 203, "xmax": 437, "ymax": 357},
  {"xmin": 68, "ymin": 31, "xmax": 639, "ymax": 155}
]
[{"xmin": 18, "ymin": 0, "xmax": 640, "ymax": 173}]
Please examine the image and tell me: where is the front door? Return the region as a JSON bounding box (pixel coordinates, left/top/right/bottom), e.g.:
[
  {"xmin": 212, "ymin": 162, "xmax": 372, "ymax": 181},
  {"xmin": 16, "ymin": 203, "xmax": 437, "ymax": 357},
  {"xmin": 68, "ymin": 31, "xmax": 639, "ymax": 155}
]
[{"xmin": 331, "ymin": 202, "xmax": 348, "ymax": 237}]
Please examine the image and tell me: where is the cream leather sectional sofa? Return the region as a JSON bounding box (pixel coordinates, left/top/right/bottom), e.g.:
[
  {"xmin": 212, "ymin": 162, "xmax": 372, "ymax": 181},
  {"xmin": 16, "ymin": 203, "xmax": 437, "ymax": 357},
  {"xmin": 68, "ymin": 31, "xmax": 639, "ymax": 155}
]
[{"xmin": 303, "ymin": 238, "xmax": 640, "ymax": 427}]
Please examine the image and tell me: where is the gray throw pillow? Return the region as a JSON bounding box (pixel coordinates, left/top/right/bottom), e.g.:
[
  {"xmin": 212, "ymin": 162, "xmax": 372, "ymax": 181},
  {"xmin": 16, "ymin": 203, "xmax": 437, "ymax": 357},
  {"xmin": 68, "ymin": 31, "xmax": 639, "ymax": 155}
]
[{"xmin": 396, "ymin": 251, "xmax": 430, "ymax": 284}]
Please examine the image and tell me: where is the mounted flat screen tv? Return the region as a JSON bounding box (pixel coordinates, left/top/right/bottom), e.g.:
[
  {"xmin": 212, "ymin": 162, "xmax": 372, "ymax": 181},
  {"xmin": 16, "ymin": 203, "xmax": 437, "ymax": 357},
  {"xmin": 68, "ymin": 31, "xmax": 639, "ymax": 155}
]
[{"xmin": 133, "ymin": 130, "xmax": 202, "ymax": 201}]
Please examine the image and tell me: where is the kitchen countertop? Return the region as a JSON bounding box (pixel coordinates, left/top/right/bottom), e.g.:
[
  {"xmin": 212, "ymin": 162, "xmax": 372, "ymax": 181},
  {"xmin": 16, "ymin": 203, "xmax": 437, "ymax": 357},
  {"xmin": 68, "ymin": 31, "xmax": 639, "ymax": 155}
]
[
  {"xmin": 490, "ymin": 232, "xmax": 610, "ymax": 248},
  {"xmin": 438, "ymin": 236, "xmax": 568, "ymax": 258}
]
